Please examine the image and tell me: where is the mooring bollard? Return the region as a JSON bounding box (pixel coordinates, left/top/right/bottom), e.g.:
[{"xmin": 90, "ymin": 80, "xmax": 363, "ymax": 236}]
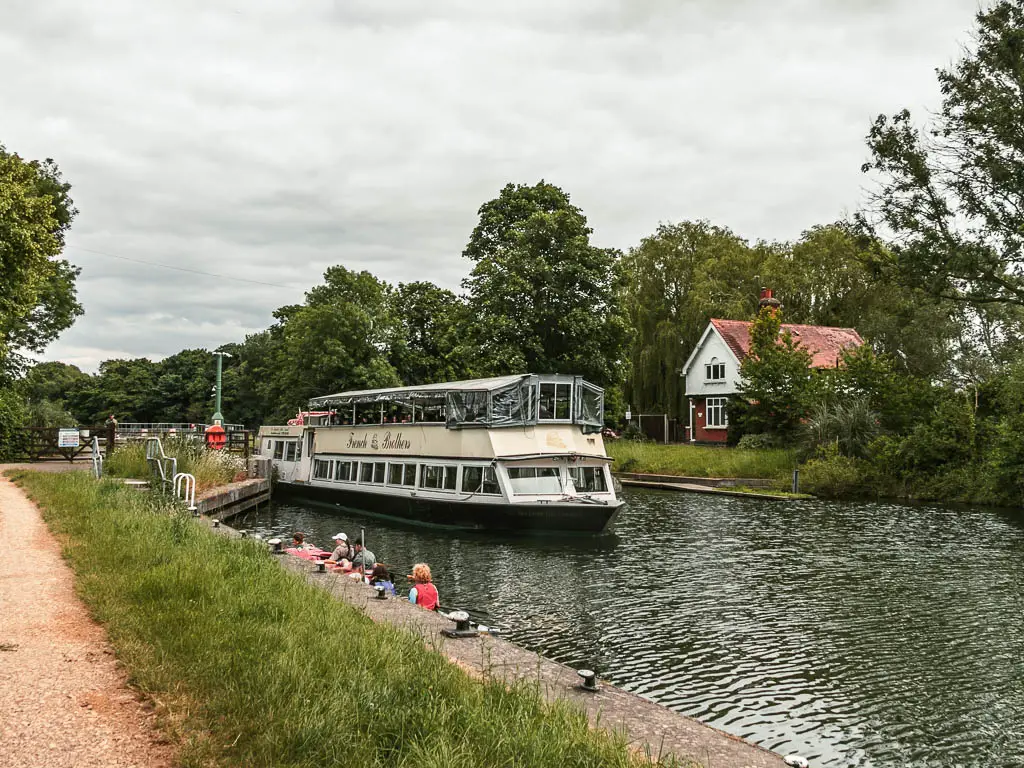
[
  {"xmin": 316, "ymin": 560, "xmax": 326, "ymax": 573},
  {"xmin": 268, "ymin": 538, "xmax": 283, "ymax": 554},
  {"xmin": 577, "ymin": 669, "xmax": 599, "ymax": 692},
  {"xmin": 374, "ymin": 585, "xmax": 388, "ymax": 600},
  {"xmin": 212, "ymin": 519, "xmax": 221, "ymax": 528},
  {"xmin": 792, "ymin": 468, "xmax": 800, "ymax": 494},
  {"xmin": 441, "ymin": 610, "xmax": 478, "ymax": 638}
]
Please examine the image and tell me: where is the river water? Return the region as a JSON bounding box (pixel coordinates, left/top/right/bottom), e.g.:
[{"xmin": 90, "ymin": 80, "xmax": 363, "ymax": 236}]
[{"xmin": 235, "ymin": 488, "xmax": 1024, "ymax": 767}]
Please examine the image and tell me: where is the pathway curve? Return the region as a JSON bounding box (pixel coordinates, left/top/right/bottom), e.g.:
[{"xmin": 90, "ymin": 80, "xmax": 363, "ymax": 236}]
[{"xmin": 0, "ymin": 473, "xmax": 174, "ymax": 768}]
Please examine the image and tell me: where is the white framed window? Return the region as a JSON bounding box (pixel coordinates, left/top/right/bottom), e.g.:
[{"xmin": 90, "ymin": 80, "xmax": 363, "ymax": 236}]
[
  {"xmin": 273, "ymin": 441, "xmax": 284, "ymax": 460},
  {"xmin": 507, "ymin": 466, "xmax": 561, "ymax": 495},
  {"xmin": 706, "ymin": 397, "xmax": 728, "ymax": 427},
  {"xmin": 285, "ymin": 441, "xmax": 298, "ymax": 462},
  {"xmin": 705, "ymin": 359, "xmax": 726, "ymax": 381},
  {"xmin": 313, "ymin": 459, "xmax": 331, "ymax": 479},
  {"xmin": 420, "ymin": 465, "xmax": 458, "ymax": 491}
]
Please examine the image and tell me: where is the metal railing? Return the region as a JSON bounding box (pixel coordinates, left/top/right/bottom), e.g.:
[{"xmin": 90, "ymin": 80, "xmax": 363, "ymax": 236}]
[
  {"xmin": 144, "ymin": 437, "xmax": 177, "ymax": 489},
  {"xmin": 91, "ymin": 436, "xmax": 103, "ymax": 479}
]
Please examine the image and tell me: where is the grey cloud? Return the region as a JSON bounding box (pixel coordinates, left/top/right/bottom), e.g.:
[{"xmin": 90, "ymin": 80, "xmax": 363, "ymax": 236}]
[{"xmin": 1, "ymin": 0, "xmax": 981, "ymax": 371}]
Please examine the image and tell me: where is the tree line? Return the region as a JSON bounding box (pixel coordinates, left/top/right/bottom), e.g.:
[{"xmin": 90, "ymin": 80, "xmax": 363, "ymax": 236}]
[{"xmin": 6, "ymin": 2, "xmax": 1024, "ymax": 505}]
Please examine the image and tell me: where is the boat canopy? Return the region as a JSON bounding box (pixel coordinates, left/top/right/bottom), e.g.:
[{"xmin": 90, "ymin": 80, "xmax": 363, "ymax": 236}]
[{"xmin": 308, "ymin": 374, "xmax": 605, "ymax": 432}]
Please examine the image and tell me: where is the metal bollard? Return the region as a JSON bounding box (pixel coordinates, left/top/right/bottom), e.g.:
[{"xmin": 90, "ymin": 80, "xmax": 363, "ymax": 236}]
[
  {"xmin": 576, "ymin": 669, "xmax": 599, "ymax": 692},
  {"xmin": 441, "ymin": 610, "xmax": 478, "ymax": 638},
  {"xmin": 792, "ymin": 468, "xmax": 800, "ymax": 494}
]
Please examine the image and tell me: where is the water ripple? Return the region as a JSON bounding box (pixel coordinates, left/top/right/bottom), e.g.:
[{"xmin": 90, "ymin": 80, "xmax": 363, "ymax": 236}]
[{"xmin": 237, "ymin": 489, "xmax": 1024, "ymax": 768}]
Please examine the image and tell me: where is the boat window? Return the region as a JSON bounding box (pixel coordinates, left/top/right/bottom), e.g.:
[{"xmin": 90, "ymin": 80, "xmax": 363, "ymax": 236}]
[
  {"xmin": 313, "ymin": 459, "xmax": 331, "ymax": 479},
  {"xmin": 570, "ymin": 466, "xmax": 608, "ymax": 493},
  {"xmin": 373, "ymin": 462, "xmax": 386, "ymax": 484},
  {"xmin": 507, "ymin": 466, "xmax": 562, "ymax": 495},
  {"xmin": 359, "ymin": 462, "xmax": 374, "ymax": 483},
  {"xmin": 285, "ymin": 441, "xmax": 297, "ymax": 462},
  {"xmin": 264, "ymin": 440, "xmax": 271, "ymax": 453},
  {"xmin": 461, "ymin": 465, "xmax": 500, "ymax": 495},
  {"xmin": 273, "ymin": 441, "xmax": 284, "ymax": 460},
  {"xmin": 421, "ymin": 465, "xmax": 457, "ymax": 491},
  {"xmin": 388, "ymin": 463, "xmax": 416, "ymax": 486},
  {"xmin": 538, "ymin": 382, "xmax": 572, "ymax": 420},
  {"xmin": 421, "ymin": 465, "xmax": 442, "ymax": 489},
  {"xmin": 335, "ymin": 461, "xmax": 354, "ymax": 482}
]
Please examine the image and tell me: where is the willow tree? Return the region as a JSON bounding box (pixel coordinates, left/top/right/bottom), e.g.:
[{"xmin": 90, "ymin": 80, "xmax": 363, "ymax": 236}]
[{"xmin": 621, "ymin": 221, "xmax": 760, "ymax": 419}]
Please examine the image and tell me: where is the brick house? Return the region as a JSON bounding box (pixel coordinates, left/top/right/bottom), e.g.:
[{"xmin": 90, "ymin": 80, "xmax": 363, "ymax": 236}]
[{"xmin": 680, "ymin": 292, "xmax": 864, "ymax": 443}]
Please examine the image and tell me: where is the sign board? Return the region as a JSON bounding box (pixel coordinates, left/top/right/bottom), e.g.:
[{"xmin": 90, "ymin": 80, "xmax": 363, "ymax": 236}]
[{"xmin": 57, "ymin": 429, "xmax": 81, "ymax": 448}]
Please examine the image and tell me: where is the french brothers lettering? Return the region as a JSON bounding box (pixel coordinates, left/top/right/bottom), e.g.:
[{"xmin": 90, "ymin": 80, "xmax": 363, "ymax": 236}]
[{"xmin": 346, "ymin": 432, "xmax": 411, "ymax": 451}]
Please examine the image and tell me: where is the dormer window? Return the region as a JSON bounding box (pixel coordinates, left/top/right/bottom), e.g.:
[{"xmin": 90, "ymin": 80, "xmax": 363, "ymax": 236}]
[{"xmin": 705, "ymin": 359, "xmax": 726, "ymax": 381}]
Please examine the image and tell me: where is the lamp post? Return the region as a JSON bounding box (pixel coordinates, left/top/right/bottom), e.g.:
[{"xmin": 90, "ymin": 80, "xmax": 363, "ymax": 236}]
[{"xmin": 211, "ymin": 351, "xmax": 232, "ymax": 426}]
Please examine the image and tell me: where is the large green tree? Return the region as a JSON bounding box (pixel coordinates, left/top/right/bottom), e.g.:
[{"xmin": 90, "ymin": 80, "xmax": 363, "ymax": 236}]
[
  {"xmin": 863, "ymin": 1, "xmax": 1024, "ymax": 310},
  {"xmin": 0, "ymin": 145, "xmax": 82, "ymax": 377},
  {"xmin": 462, "ymin": 181, "xmax": 627, "ymax": 388},
  {"xmin": 389, "ymin": 281, "xmax": 471, "ymax": 384}
]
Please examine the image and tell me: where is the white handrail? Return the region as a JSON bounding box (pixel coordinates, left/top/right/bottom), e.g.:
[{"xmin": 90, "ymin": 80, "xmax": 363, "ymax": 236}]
[
  {"xmin": 91, "ymin": 436, "xmax": 103, "ymax": 479},
  {"xmin": 173, "ymin": 472, "xmax": 197, "ymax": 514}
]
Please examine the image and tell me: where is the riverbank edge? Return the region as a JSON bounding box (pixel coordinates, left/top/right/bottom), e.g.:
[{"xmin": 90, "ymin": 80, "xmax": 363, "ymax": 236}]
[
  {"xmin": 9, "ymin": 470, "xmax": 673, "ymax": 768},
  {"xmin": 615, "ymin": 472, "xmax": 811, "ymax": 501},
  {"xmin": 216, "ymin": 490, "xmax": 787, "ymax": 767}
]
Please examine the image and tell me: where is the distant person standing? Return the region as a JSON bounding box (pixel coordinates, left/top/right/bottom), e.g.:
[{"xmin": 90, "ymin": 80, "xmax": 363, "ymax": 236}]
[{"xmin": 408, "ymin": 563, "xmax": 439, "ymax": 611}]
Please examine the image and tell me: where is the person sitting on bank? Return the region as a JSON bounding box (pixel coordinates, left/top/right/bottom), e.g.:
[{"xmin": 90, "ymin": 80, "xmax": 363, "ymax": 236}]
[
  {"xmin": 326, "ymin": 532, "xmax": 352, "ymax": 565},
  {"xmin": 350, "ymin": 541, "xmax": 376, "ymax": 572},
  {"xmin": 369, "ymin": 563, "xmax": 396, "ymax": 595},
  {"xmin": 408, "ymin": 563, "xmax": 439, "ymax": 611}
]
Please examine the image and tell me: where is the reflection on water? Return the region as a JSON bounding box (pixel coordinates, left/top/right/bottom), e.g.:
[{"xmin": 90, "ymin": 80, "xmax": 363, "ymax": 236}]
[{"xmin": 236, "ymin": 489, "xmax": 1024, "ymax": 767}]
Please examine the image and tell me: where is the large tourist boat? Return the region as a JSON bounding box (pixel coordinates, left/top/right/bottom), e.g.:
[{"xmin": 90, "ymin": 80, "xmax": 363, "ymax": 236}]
[{"xmin": 256, "ymin": 374, "xmax": 623, "ymax": 534}]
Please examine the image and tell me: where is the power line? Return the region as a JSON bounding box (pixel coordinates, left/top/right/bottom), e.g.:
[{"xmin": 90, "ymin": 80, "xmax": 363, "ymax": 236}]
[{"xmin": 66, "ymin": 245, "xmax": 307, "ymax": 290}]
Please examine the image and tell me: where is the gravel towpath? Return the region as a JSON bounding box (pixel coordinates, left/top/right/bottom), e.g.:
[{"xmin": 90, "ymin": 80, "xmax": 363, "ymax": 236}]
[{"xmin": 0, "ymin": 474, "xmax": 174, "ymax": 768}]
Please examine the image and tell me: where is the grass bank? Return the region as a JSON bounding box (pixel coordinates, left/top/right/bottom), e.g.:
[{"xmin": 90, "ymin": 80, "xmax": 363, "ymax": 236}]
[
  {"xmin": 607, "ymin": 441, "xmax": 797, "ymax": 481},
  {"xmin": 13, "ymin": 471, "xmax": 679, "ymax": 768},
  {"xmin": 105, "ymin": 438, "xmax": 244, "ymax": 491}
]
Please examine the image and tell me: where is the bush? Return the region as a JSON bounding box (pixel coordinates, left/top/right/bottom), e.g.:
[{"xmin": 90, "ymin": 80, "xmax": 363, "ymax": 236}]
[
  {"xmin": 799, "ymin": 445, "xmax": 872, "ymax": 498},
  {"xmin": 801, "ymin": 397, "xmax": 880, "ymax": 459},
  {"xmin": 23, "ymin": 398, "xmax": 78, "ymax": 428},
  {"xmin": 736, "ymin": 433, "xmax": 780, "ymax": 450}
]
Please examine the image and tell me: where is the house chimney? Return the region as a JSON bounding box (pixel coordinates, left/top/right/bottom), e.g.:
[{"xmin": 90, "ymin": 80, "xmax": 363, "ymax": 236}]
[{"xmin": 759, "ymin": 287, "xmax": 781, "ymax": 310}]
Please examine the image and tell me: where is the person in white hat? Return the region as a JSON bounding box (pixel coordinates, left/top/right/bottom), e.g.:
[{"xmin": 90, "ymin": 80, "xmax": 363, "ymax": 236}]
[{"xmin": 326, "ymin": 532, "xmax": 353, "ymax": 566}]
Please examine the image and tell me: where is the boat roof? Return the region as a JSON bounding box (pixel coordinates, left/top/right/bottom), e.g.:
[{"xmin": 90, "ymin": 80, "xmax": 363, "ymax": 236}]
[{"xmin": 309, "ymin": 374, "xmax": 538, "ymax": 406}]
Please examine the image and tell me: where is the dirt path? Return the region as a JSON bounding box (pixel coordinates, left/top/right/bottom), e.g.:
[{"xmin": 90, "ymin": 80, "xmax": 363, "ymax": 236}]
[{"xmin": 0, "ymin": 474, "xmax": 174, "ymax": 768}]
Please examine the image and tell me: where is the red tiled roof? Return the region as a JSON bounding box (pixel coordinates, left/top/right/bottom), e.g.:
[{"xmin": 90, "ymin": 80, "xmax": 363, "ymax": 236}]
[{"xmin": 710, "ymin": 318, "xmax": 864, "ymax": 368}]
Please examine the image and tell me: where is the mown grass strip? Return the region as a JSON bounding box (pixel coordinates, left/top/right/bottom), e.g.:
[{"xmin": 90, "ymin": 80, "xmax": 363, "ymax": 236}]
[
  {"xmin": 13, "ymin": 471, "xmax": 679, "ymax": 768},
  {"xmin": 607, "ymin": 441, "xmax": 796, "ymax": 481}
]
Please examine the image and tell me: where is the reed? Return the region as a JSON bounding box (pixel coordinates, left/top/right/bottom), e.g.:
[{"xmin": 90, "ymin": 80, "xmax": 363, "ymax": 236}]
[
  {"xmin": 607, "ymin": 441, "xmax": 796, "ymax": 480},
  {"xmin": 13, "ymin": 471, "xmax": 686, "ymax": 768},
  {"xmin": 105, "ymin": 438, "xmax": 244, "ymax": 490}
]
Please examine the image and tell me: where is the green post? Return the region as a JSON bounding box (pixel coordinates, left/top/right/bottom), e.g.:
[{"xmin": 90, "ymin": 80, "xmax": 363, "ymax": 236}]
[{"xmin": 212, "ymin": 351, "xmax": 230, "ymax": 426}]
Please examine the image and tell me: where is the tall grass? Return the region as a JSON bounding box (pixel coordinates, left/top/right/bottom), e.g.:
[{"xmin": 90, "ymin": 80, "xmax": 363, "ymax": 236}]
[
  {"xmin": 105, "ymin": 438, "xmax": 244, "ymax": 491},
  {"xmin": 14, "ymin": 471, "xmax": 682, "ymax": 768},
  {"xmin": 607, "ymin": 441, "xmax": 796, "ymax": 480}
]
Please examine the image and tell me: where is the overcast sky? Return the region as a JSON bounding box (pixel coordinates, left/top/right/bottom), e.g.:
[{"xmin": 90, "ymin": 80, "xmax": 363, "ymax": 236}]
[{"xmin": 1, "ymin": 0, "xmax": 980, "ymax": 373}]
